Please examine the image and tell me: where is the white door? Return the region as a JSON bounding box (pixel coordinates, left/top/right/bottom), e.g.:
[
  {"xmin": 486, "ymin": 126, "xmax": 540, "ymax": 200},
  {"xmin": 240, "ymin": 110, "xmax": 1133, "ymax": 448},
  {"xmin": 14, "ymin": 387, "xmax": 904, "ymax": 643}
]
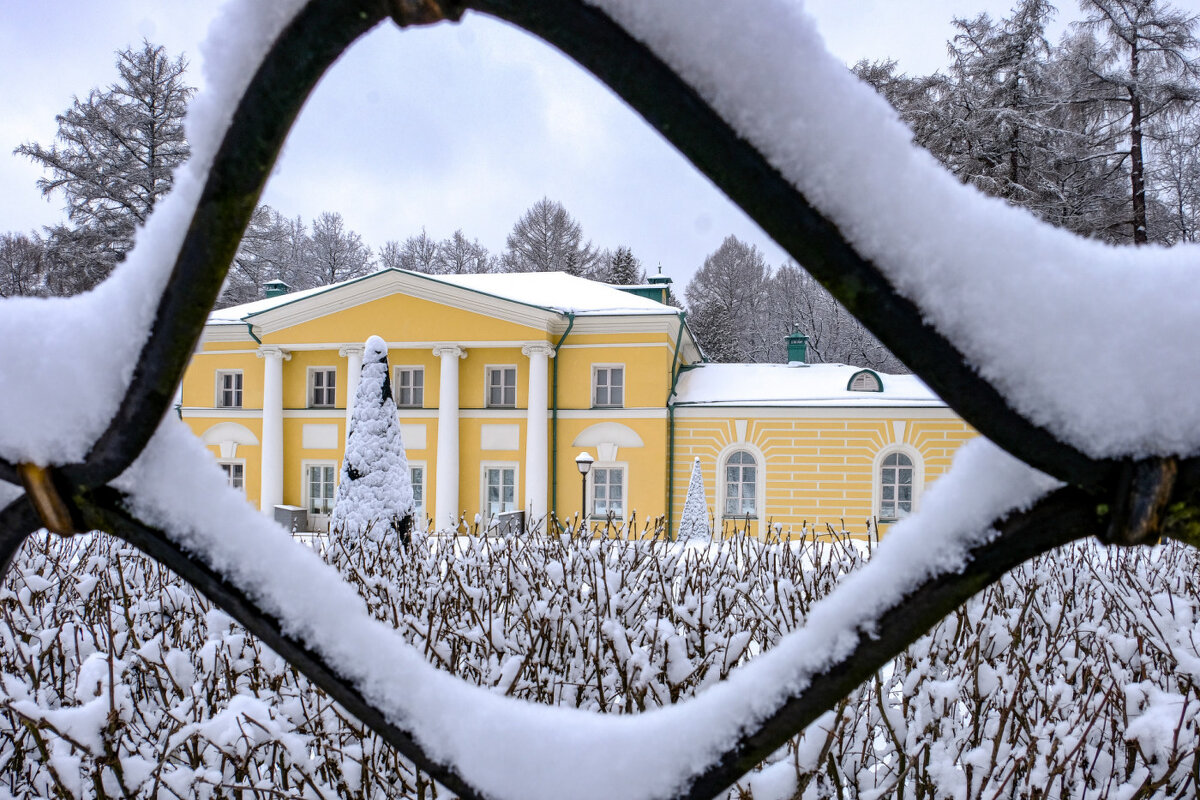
[{"xmin": 306, "ymin": 464, "xmax": 336, "ymax": 531}]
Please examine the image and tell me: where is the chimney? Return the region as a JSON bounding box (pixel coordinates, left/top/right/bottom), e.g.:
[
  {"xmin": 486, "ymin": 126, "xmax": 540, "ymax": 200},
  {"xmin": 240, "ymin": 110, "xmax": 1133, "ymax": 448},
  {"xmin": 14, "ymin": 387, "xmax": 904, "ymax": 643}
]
[
  {"xmin": 646, "ymin": 264, "xmax": 672, "ymax": 305},
  {"xmin": 264, "ymin": 279, "xmax": 291, "ymax": 299},
  {"xmin": 786, "ymin": 325, "xmax": 808, "ymax": 365}
]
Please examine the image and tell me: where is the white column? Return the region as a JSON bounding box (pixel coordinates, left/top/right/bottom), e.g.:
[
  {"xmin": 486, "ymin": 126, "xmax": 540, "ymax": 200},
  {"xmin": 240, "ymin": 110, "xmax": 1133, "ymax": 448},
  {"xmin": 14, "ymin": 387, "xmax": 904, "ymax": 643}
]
[
  {"xmin": 522, "ymin": 342, "xmax": 555, "ymax": 524},
  {"xmin": 339, "ymin": 344, "xmax": 364, "ymax": 447},
  {"xmin": 257, "ymin": 345, "xmax": 290, "ymax": 514},
  {"xmin": 432, "ymin": 344, "xmax": 466, "ymax": 530}
]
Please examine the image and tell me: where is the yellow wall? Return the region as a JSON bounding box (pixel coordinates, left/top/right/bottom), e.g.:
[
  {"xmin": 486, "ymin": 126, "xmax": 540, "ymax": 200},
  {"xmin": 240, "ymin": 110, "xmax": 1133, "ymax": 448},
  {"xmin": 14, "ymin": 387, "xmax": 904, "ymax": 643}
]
[
  {"xmin": 260, "ymin": 293, "xmax": 546, "ymax": 346},
  {"xmin": 182, "ymin": 283, "xmax": 977, "ymax": 540},
  {"xmin": 671, "ymin": 413, "xmax": 976, "ymax": 539},
  {"xmin": 183, "ymin": 350, "xmax": 262, "ymax": 408}
]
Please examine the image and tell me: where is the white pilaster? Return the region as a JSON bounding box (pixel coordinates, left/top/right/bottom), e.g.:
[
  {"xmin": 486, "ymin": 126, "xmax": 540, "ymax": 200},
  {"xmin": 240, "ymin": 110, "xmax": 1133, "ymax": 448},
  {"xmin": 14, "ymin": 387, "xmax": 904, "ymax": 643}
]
[
  {"xmin": 339, "ymin": 344, "xmax": 364, "ymax": 447},
  {"xmin": 432, "ymin": 344, "xmax": 467, "ymax": 530},
  {"xmin": 522, "ymin": 342, "xmax": 555, "ymax": 524},
  {"xmin": 257, "ymin": 345, "xmax": 291, "ymax": 514}
]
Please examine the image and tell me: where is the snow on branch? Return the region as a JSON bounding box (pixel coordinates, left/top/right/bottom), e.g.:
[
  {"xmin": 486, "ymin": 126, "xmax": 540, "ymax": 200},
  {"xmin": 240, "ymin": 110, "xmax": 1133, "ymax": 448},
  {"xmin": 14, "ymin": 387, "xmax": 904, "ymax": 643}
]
[
  {"xmin": 103, "ymin": 419, "xmax": 1063, "ymax": 800},
  {"xmin": 587, "ymin": 0, "xmax": 1200, "ymax": 459}
]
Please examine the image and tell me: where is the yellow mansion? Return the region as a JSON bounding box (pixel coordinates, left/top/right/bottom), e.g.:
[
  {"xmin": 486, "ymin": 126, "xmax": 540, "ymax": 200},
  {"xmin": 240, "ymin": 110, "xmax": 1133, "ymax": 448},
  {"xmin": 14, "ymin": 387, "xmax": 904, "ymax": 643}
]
[{"xmin": 180, "ymin": 269, "xmax": 975, "ymax": 537}]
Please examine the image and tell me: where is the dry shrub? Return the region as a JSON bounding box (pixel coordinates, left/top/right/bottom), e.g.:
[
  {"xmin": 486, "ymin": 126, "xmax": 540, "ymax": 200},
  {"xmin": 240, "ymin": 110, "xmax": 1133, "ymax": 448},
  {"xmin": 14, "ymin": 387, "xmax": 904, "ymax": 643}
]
[{"xmin": 0, "ymin": 522, "xmax": 1195, "ymax": 799}]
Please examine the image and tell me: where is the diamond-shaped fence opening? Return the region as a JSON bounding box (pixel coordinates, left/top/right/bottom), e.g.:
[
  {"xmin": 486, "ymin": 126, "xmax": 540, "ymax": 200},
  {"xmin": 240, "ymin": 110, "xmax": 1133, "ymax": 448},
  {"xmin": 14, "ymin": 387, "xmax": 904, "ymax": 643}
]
[{"xmin": 1, "ymin": 1, "xmax": 1197, "ymax": 798}]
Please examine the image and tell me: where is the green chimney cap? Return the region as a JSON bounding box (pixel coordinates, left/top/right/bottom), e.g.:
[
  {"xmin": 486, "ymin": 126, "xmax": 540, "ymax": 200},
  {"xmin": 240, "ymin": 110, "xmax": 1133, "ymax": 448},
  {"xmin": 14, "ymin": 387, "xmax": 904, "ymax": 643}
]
[
  {"xmin": 786, "ymin": 325, "xmax": 808, "ymax": 364},
  {"xmin": 264, "ymin": 280, "xmax": 291, "ymax": 299}
]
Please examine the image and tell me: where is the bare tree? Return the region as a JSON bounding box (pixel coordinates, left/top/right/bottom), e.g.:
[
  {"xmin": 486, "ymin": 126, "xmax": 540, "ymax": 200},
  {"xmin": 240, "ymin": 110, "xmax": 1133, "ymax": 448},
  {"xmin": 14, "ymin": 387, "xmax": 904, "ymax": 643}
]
[
  {"xmin": 221, "ymin": 206, "xmax": 313, "ymax": 305},
  {"xmin": 382, "ymin": 229, "xmax": 438, "ymax": 273},
  {"xmin": 1077, "ymin": 0, "xmax": 1200, "ymax": 243},
  {"xmin": 0, "ymin": 234, "xmax": 47, "ymax": 298},
  {"xmin": 308, "ymin": 211, "xmax": 373, "ymax": 285},
  {"xmin": 502, "ymin": 197, "xmax": 600, "ymax": 275},
  {"xmin": 15, "ymin": 42, "xmax": 193, "ymax": 291},
  {"xmin": 771, "ymin": 262, "xmax": 906, "ymax": 371},
  {"xmin": 434, "ymin": 229, "xmax": 492, "ymax": 274},
  {"xmin": 684, "ymin": 236, "xmax": 772, "ymax": 362}
]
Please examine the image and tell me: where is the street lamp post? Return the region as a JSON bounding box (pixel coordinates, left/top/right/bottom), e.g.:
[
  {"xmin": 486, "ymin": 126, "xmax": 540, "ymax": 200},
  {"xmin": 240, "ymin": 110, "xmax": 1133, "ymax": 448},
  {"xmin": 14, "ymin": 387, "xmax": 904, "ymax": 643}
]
[{"xmin": 574, "ymin": 451, "xmax": 594, "ymax": 536}]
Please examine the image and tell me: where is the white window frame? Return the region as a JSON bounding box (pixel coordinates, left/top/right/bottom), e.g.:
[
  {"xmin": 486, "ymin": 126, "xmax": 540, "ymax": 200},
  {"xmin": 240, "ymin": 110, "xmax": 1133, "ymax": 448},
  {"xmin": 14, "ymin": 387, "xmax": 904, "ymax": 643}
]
[
  {"xmin": 302, "ymin": 459, "xmax": 339, "ymax": 518},
  {"xmin": 217, "ymin": 459, "xmax": 246, "ymax": 492},
  {"xmin": 591, "ymin": 364, "xmax": 626, "ymax": 408},
  {"xmin": 394, "ymin": 366, "xmax": 425, "ymax": 408},
  {"xmin": 873, "ymin": 445, "xmax": 924, "ymax": 523},
  {"xmin": 484, "ymin": 365, "xmax": 518, "ymax": 409},
  {"xmin": 480, "ymin": 461, "xmax": 519, "ymax": 521},
  {"xmin": 308, "ymin": 366, "xmax": 337, "ymax": 409},
  {"xmin": 409, "ymin": 461, "xmax": 427, "ymax": 522},
  {"xmin": 588, "ymin": 462, "xmax": 628, "ymax": 521},
  {"xmin": 215, "ymin": 370, "xmax": 243, "ymax": 409},
  {"xmin": 717, "ymin": 443, "xmax": 765, "ymax": 521}
]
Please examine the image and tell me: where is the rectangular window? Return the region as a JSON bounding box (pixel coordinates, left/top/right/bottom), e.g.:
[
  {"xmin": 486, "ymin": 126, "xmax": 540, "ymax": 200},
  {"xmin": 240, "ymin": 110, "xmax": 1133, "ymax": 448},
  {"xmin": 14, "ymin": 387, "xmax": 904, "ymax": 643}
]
[
  {"xmin": 484, "ymin": 466, "xmax": 517, "ymax": 517},
  {"xmin": 216, "ymin": 370, "xmax": 243, "ymax": 408},
  {"xmin": 410, "ymin": 465, "xmax": 425, "ymax": 516},
  {"xmin": 309, "ymin": 368, "xmax": 336, "ymax": 408},
  {"xmin": 219, "ymin": 462, "xmax": 244, "ymax": 491},
  {"xmin": 485, "ymin": 366, "xmax": 517, "ymax": 408},
  {"xmin": 593, "ymin": 366, "xmax": 625, "ymax": 408},
  {"xmin": 591, "ymin": 466, "xmax": 625, "ymax": 519},
  {"xmin": 394, "ymin": 367, "xmax": 425, "ymax": 408},
  {"xmin": 307, "ymin": 464, "xmax": 337, "ymax": 515}
]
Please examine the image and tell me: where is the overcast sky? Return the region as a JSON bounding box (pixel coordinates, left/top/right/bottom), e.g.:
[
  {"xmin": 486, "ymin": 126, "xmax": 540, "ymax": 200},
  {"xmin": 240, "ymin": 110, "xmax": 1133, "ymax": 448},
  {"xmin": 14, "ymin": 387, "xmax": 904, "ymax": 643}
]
[{"xmin": 0, "ymin": 0, "xmax": 1166, "ymax": 290}]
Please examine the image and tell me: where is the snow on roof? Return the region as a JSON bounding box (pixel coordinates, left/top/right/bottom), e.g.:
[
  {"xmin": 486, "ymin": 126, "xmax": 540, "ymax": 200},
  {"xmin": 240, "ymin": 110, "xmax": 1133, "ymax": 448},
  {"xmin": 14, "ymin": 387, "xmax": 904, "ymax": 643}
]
[
  {"xmin": 430, "ymin": 271, "xmax": 675, "ymax": 315},
  {"xmin": 207, "ymin": 280, "xmax": 340, "ymax": 324},
  {"xmin": 672, "ymin": 363, "xmax": 944, "ymax": 407},
  {"xmin": 206, "ymin": 270, "xmax": 676, "ymax": 326}
]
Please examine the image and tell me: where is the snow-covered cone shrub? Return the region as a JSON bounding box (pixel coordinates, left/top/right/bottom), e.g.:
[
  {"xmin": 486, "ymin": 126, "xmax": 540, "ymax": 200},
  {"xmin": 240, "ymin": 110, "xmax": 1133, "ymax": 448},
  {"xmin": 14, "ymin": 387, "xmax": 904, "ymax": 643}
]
[
  {"xmin": 677, "ymin": 456, "xmax": 710, "ymax": 543},
  {"xmin": 329, "ymin": 335, "xmax": 413, "ymax": 558}
]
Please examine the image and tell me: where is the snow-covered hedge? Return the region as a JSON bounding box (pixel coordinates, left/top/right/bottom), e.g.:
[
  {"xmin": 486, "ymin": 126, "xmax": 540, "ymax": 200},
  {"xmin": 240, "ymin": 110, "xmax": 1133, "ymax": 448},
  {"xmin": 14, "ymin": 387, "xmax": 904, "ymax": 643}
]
[{"xmin": 0, "ymin": 526, "xmax": 1195, "ymax": 798}]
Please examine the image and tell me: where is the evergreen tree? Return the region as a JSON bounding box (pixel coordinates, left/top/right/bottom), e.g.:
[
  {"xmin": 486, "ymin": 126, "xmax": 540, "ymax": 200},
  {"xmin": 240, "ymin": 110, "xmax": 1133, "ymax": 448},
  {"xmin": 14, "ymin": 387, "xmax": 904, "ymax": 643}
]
[
  {"xmin": 329, "ymin": 336, "xmax": 414, "ymax": 554},
  {"xmin": 605, "ymin": 245, "xmax": 643, "ymax": 285},
  {"xmin": 677, "ymin": 458, "xmax": 711, "ymax": 543},
  {"xmin": 15, "ymin": 42, "xmax": 193, "ymax": 292}
]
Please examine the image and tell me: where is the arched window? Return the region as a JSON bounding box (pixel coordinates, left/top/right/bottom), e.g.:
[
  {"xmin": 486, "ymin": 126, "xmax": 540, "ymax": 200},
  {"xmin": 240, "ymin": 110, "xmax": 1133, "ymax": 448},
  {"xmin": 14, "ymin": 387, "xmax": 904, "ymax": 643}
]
[
  {"xmin": 848, "ymin": 369, "xmax": 883, "ymax": 392},
  {"xmin": 879, "ymin": 452, "xmax": 914, "ymax": 520},
  {"xmin": 724, "ymin": 450, "xmax": 758, "ymax": 517}
]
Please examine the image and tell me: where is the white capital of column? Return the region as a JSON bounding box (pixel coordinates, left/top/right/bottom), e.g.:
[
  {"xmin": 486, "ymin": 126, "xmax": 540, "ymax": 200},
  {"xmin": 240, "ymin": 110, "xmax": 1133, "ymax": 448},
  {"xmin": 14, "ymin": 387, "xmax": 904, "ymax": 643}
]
[
  {"xmin": 433, "ymin": 345, "xmax": 467, "ymax": 530},
  {"xmin": 256, "ymin": 346, "xmax": 290, "ymax": 515},
  {"xmin": 521, "ymin": 342, "xmax": 555, "ymax": 525},
  {"xmin": 339, "ymin": 344, "xmax": 364, "ymax": 447}
]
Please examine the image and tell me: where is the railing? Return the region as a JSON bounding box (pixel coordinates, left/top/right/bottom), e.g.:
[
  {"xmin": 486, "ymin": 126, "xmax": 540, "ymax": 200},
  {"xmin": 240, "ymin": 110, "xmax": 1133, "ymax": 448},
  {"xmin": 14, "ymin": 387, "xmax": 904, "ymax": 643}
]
[{"xmin": 0, "ymin": 1, "xmax": 1196, "ymax": 798}]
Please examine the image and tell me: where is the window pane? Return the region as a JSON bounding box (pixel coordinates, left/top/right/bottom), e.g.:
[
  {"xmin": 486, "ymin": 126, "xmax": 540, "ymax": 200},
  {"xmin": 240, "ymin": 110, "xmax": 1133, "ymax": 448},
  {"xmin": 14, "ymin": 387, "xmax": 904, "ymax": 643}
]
[
  {"xmin": 881, "ymin": 502, "xmax": 895, "ymax": 518},
  {"xmin": 413, "ymin": 370, "xmax": 423, "ymax": 388},
  {"xmin": 899, "ymin": 468, "xmax": 912, "ymax": 485},
  {"xmin": 611, "ymin": 368, "xmax": 623, "ymax": 388},
  {"xmin": 611, "ymin": 385, "xmax": 623, "ymax": 405},
  {"xmin": 882, "ymin": 468, "xmax": 895, "ymax": 484}
]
